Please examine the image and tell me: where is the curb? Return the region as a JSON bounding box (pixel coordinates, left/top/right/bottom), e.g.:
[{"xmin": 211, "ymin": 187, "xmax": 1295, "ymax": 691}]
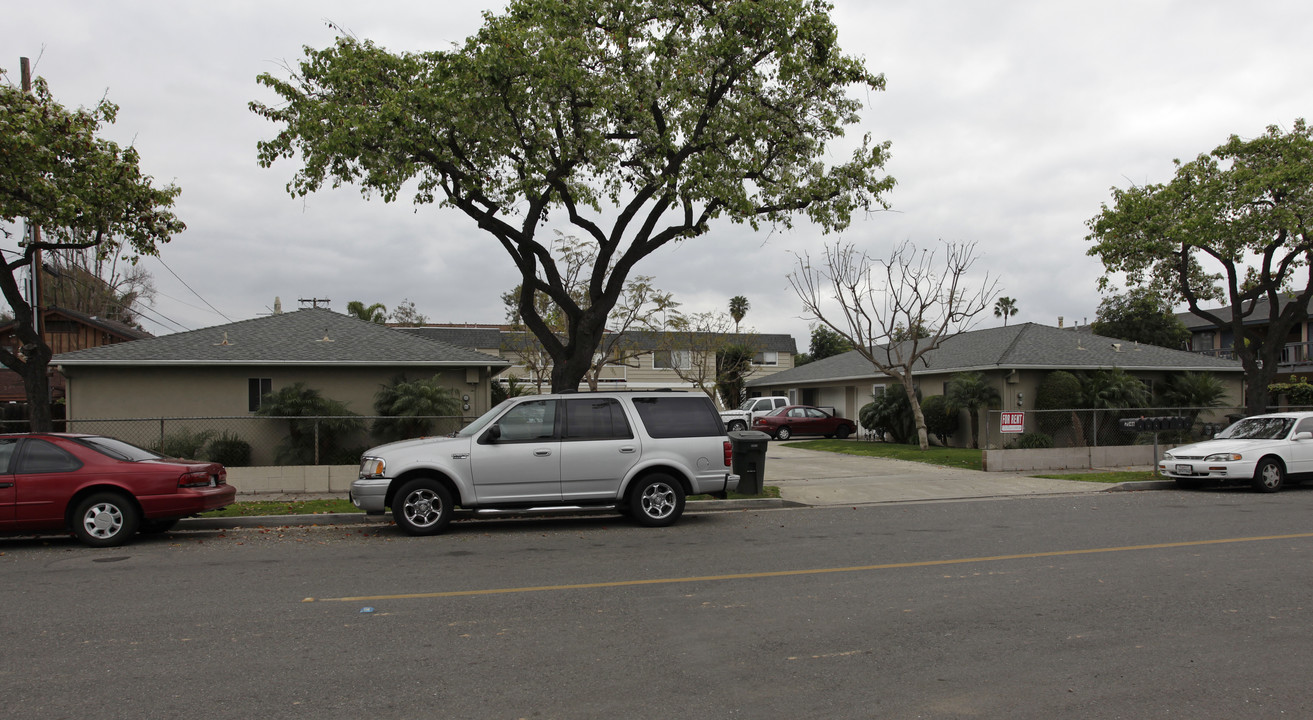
[
  {"xmin": 1105, "ymin": 479, "xmax": 1178, "ymax": 492},
  {"xmin": 175, "ymin": 498, "xmax": 799, "ymax": 532}
]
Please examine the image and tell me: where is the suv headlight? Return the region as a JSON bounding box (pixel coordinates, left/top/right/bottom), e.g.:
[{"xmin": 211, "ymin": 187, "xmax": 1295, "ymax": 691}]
[
  {"xmin": 1204, "ymin": 453, "xmax": 1242, "ymax": 462},
  {"xmin": 359, "ymin": 456, "xmax": 387, "ymax": 478}
]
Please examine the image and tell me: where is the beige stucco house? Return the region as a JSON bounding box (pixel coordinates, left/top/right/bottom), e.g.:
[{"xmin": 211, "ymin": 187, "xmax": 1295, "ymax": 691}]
[
  {"xmin": 402, "ymin": 326, "xmax": 798, "ymax": 404},
  {"xmin": 53, "ymin": 308, "xmax": 509, "ymax": 464},
  {"xmin": 746, "ymin": 322, "xmax": 1246, "ymax": 446}
]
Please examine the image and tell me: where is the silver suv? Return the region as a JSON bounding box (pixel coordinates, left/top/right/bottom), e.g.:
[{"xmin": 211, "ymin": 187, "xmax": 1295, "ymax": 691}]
[{"xmin": 351, "ymin": 390, "xmax": 739, "ymax": 535}]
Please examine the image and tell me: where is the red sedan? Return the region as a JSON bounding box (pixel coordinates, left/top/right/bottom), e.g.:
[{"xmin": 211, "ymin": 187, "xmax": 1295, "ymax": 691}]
[
  {"xmin": 0, "ymin": 433, "xmax": 235, "ymax": 547},
  {"xmin": 752, "ymin": 405, "xmax": 858, "ymax": 440}
]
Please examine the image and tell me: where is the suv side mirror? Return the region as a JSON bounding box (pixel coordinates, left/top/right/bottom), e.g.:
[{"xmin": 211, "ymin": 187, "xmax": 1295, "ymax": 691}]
[
  {"xmin": 484, "ymin": 424, "xmax": 502, "ymax": 443},
  {"xmin": 1295, "ymin": 431, "xmax": 1313, "ymax": 441}
]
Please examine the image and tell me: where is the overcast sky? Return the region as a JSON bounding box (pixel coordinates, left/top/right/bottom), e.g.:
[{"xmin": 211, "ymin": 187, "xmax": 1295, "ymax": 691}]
[{"xmin": 6, "ymin": 1, "xmax": 1311, "ymax": 349}]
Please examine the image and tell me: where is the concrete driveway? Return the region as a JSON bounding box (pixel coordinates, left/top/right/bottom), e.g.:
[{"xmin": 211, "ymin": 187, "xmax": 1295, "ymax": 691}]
[{"xmin": 762, "ymin": 443, "xmax": 1112, "ymax": 506}]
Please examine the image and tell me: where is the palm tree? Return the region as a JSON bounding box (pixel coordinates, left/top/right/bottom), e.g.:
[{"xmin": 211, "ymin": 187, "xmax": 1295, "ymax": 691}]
[
  {"xmin": 346, "ymin": 300, "xmax": 389, "ymax": 324},
  {"xmin": 729, "ymin": 295, "xmax": 750, "ymax": 334},
  {"xmin": 256, "ymin": 382, "xmax": 363, "ymax": 464},
  {"xmin": 993, "ymin": 296, "xmax": 1018, "ymax": 326},
  {"xmin": 1080, "ymin": 368, "xmax": 1150, "ymax": 445},
  {"xmin": 373, "ymin": 376, "xmax": 464, "ymax": 442},
  {"xmin": 945, "ymin": 371, "xmax": 1002, "ymax": 449}
]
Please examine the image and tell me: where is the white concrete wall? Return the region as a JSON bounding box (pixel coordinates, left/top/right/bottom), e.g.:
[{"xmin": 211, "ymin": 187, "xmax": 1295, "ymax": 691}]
[
  {"xmin": 226, "ymin": 465, "xmax": 359, "ymax": 494},
  {"xmin": 983, "ymin": 445, "xmax": 1173, "ymax": 472}
]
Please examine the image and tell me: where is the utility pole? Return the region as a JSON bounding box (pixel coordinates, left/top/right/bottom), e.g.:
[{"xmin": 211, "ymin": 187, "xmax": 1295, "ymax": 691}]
[
  {"xmin": 298, "ymin": 297, "xmax": 331, "ymax": 309},
  {"xmin": 20, "ymin": 57, "xmax": 42, "ymax": 340}
]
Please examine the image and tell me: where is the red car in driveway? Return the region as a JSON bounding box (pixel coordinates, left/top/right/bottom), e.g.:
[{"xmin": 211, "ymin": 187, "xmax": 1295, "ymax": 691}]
[
  {"xmin": 0, "ymin": 433, "xmax": 235, "ymax": 547},
  {"xmin": 752, "ymin": 405, "xmax": 858, "ymax": 440}
]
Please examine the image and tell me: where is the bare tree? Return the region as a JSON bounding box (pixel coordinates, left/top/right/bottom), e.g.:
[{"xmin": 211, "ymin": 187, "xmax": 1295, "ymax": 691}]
[
  {"xmin": 584, "ymin": 275, "xmax": 679, "ymax": 390},
  {"xmin": 657, "ymin": 311, "xmax": 761, "ymax": 407},
  {"xmin": 789, "ymin": 240, "xmax": 998, "ymax": 450},
  {"xmin": 43, "ymin": 238, "xmax": 156, "ymax": 329}
]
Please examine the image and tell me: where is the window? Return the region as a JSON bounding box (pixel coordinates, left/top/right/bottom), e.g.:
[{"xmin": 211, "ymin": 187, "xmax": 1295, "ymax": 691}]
[
  {"xmin": 0, "ymin": 437, "xmax": 17, "ymax": 473},
  {"xmin": 653, "ymin": 350, "xmax": 692, "ymax": 370},
  {"xmin": 752, "ymin": 351, "xmax": 779, "ymax": 366},
  {"xmin": 76, "ymin": 436, "xmax": 162, "ymax": 462},
  {"xmin": 496, "ymin": 399, "xmax": 558, "ymax": 441},
  {"xmin": 872, "ymin": 384, "xmax": 886, "ymax": 399},
  {"xmin": 15, "ymin": 440, "xmax": 82, "ymax": 474},
  {"xmin": 632, "ymin": 396, "xmax": 723, "ymax": 438},
  {"xmin": 563, "ymin": 398, "xmax": 633, "ymax": 440},
  {"xmin": 249, "ymin": 378, "xmax": 272, "ymax": 412}
]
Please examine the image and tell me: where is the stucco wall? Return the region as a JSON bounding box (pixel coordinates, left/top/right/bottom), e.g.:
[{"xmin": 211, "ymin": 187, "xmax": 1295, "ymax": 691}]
[
  {"xmin": 60, "ymin": 364, "xmax": 496, "ymax": 465},
  {"xmin": 983, "ymin": 445, "xmax": 1171, "ymax": 472}
]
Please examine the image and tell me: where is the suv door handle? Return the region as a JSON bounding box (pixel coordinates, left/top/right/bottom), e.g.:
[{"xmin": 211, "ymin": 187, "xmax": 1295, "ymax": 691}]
[
  {"xmin": 619, "ymin": 446, "xmax": 636, "ymax": 454},
  {"xmin": 534, "ymin": 449, "xmax": 552, "ymax": 457}
]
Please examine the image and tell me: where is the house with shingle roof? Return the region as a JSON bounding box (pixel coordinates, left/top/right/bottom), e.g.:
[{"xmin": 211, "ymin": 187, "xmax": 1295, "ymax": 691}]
[
  {"xmin": 53, "ymin": 308, "xmax": 510, "ymax": 464},
  {"xmin": 746, "ymin": 322, "xmax": 1246, "ymax": 443},
  {"xmin": 0, "ymin": 306, "xmax": 153, "ymax": 404},
  {"xmin": 401, "ymin": 325, "xmax": 798, "ymax": 397},
  {"xmin": 1176, "ymin": 297, "xmax": 1313, "ymax": 379}
]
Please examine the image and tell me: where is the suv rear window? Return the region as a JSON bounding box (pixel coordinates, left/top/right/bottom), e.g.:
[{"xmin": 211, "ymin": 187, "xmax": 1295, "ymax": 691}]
[{"xmin": 632, "ymin": 396, "xmax": 724, "ymax": 438}]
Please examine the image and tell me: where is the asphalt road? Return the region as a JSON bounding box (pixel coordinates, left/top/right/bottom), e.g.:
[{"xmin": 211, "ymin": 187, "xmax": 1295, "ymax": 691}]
[{"xmin": 4, "ymin": 486, "xmax": 1313, "ymax": 719}]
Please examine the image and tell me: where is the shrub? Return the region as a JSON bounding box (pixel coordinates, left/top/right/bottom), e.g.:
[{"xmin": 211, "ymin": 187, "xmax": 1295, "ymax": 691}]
[
  {"xmin": 257, "ymin": 382, "xmax": 364, "ymax": 464},
  {"xmin": 860, "ymin": 383, "xmax": 920, "ymax": 444},
  {"xmin": 207, "ymin": 432, "xmax": 252, "ymax": 467},
  {"xmin": 156, "ymin": 428, "xmax": 216, "ymax": 460},
  {"xmin": 1006, "ymin": 432, "xmax": 1054, "ymax": 449},
  {"xmin": 920, "ymin": 395, "xmax": 960, "ymax": 446}
]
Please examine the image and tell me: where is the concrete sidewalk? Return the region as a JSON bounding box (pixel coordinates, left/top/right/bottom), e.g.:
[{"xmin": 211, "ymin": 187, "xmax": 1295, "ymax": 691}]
[{"xmin": 180, "ymin": 444, "xmax": 1168, "ymax": 530}]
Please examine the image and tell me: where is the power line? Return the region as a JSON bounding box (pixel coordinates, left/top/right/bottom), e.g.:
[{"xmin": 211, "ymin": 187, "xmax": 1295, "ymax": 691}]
[{"xmin": 155, "ymin": 256, "xmax": 233, "ymax": 323}]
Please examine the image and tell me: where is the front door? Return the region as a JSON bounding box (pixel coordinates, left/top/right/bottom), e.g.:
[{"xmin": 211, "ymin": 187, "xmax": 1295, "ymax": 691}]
[{"xmin": 471, "ymin": 399, "xmax": 562, "ymax": 504}]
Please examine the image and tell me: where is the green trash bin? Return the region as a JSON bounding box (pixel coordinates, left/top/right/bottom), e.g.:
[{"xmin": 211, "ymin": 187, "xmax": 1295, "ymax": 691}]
[{"xmin": 728, "ymin": 430, "xmax": 771, "ymax": 495}]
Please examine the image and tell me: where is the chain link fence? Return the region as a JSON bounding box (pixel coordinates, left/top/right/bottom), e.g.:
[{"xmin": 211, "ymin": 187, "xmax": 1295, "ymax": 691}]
[
  {"xmin": 983, "ymin": 407, "xmax": 1250, "ymax": 450},
  {"xmin": 0, "ymin": 415, "xmax": 476, "ymax": 466}
]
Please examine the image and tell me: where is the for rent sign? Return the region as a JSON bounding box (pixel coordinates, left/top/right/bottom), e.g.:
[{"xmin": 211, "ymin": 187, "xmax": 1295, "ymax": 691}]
[{"xmin": 1000, "ymin": 412, "xmax": 1025, "ymax": 433}]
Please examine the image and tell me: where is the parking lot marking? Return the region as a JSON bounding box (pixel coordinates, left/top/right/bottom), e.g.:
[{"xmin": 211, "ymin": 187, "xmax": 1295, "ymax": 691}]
[{"xmin": 311, "ymin": 531, "xmax": 1313, "ymax": 602}]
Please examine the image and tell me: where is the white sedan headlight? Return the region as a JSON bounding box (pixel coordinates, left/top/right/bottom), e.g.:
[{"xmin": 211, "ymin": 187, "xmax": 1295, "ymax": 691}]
[
  {"xmin": 1204, "ymin": 453, "xmax": 1242, "ymax": 462},
  {"xmin": 359, "ymin": 456, "xmax": 387, "ymax": 478}
]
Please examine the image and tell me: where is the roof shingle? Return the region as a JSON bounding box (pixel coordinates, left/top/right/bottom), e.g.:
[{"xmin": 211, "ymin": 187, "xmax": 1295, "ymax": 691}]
[{"xmin": 54, "ymin": 308, "xmax": 509, "ymax": 367}]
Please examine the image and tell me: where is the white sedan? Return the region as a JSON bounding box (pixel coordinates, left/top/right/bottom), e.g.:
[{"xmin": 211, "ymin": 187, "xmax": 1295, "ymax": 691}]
[{"xmin": 1159, "ymin": 412, "xmax": 1313, "ymax": 492}]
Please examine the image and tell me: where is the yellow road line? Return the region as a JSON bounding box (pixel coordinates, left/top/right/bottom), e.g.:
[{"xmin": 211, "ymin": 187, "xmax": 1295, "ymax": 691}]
[{"xmin": 307, "ymin": 531, "xmax": 1313, "ymax": 603}]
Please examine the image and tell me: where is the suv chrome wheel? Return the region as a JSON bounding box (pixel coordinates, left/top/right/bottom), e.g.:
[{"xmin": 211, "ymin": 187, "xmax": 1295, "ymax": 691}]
[
  {"xmin": 394, "ymin": 479, "xmax": 454, "ymax": 535},
  {"xmin": 629, "ymin": 474, "xmax": 685, "ymax": 527}
]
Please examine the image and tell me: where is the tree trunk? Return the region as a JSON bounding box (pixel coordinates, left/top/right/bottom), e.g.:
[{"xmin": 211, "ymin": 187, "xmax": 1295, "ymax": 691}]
[
  {"xmin": 21, "ymin": 345, "xmax": 53, "ymax": 432},
  {"xmin": 901, "ymin": 379, "xmax": 929, "ymax": 451}
]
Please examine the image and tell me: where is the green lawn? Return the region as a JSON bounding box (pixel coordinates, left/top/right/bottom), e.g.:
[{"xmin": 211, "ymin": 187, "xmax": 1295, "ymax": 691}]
[
  {"xmin": 782, "ymin": 440, "xmax": 1161, "ymax": 484},
  {"xmin": 783, "ymin": 439, "xmax": 984, "ymax": 471}
]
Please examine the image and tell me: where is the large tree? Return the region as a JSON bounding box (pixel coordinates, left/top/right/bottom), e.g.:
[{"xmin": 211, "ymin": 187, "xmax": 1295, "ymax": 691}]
[
  {"xmin": 1089, "ymin": 288, "xmax": 1190, "ymax": 350},
  {"xmin": 1087, "ymin": 120, "xmax": 1313, "ymax": 415},
  {"xmin": 2, "ymin": 63, "xmax": 183, "ymax": 430},
  {"xmin": 253, "ymin": 0, "xmax": 893, "ymax": 392},
  {"xmin": 500, "ymin": 233, "xmax": 680, "ymax": 390},
  {"xmin": 789, "ymin": 240, "xmax": 997, "ymax": 450}
]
